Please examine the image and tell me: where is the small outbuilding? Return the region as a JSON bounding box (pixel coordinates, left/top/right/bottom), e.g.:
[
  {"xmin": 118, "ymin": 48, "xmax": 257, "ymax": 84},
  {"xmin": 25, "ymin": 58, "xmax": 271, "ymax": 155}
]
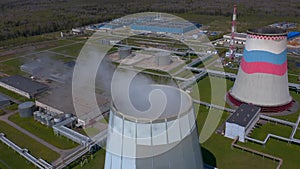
[{"xmin": 225, "ymin": 104, "xmax": 261, "ymax": 142}]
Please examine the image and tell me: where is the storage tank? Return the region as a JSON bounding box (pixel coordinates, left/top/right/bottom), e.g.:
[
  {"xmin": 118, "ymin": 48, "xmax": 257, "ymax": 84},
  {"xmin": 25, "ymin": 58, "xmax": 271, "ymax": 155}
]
[
  {"xmin": 228, "ymin": 27, "xmax": 293, "ymax": 112},
  {"xmin": 156, "ymin": 52, "xmax": 171, "ymax": 66},
  {"xmin": 118, "ymin": 47, "xmax": 131, "ymax": 59},
  {"xmin": 18, "ymin": 102, "xmax": 35, "ymax": 118},
  {"xmin": 105, "ymin": 85, "xmax": 203, "ymax": 169}
]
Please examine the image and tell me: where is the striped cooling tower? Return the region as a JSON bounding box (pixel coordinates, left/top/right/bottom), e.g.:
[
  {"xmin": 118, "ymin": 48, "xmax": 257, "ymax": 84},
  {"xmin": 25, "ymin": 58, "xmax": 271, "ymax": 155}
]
[
  {"xmin": 105, "ymin": 85, "xmax": 203, "ymax": 169},
  {"xmin": 228, "ymin": 28, "xmax": 293, "ymax": 112}
]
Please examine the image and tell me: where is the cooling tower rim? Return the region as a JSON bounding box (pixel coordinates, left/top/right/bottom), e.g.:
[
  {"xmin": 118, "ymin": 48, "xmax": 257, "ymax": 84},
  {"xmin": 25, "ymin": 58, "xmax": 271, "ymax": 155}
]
[
  {"xmin": 118, "ymin": 46, "xmax": 131, "ymax": 50},
  {"xmin": 228, "ymin": 90, "xmax": 293, "ymax": 108},
  {"xmin": 247, "ymin": 27, "xmax": 287, "ymax": 36},
  {"xmin": 110, "ymin": 85, "xmax": 193, "ymax": 123},
  {"xmin": 18, "ymin": 101, "xmax": 35, "ymax": 109}
]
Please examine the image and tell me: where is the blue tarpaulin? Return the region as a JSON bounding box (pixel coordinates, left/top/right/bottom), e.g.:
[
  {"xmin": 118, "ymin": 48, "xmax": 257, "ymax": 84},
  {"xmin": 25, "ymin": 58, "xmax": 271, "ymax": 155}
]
[{"xmin": 288, "ymin": 32, "xmax": 300, "ymax": 39}]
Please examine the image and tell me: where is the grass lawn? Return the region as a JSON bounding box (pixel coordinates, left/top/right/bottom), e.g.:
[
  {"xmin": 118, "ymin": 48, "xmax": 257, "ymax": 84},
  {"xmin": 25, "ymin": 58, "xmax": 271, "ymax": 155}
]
[
  {"xmin": 294, "ymin": 126, "xmax": 300, "ymax": 139},
  {"xmin": 73, "ymin": 149, "xmax": 106, "ymax": 169},
  {"xmin": 238, "ymin": 139, "xmax": 300, "ymax": 169},
  {"xmin": 0, "ymin": 58, "xmax": 25, "ymax": 75},
  {"xmin": 0, "ymin": 87, "xmax": 30, "ymax": 102},
  {"xmin": 274, "ymin": 91, "xmax": 300, "ymax": 122},
  {"xmin": 9, "ymin": 113, "xmax": 79, "ymax": 150},
  {"xmin": 192, "ymin": 76, "xmax": 234, "ymax": 106},
  {"xmin": 202, "ymin": 134, "xmax": 278, "ymax": 169},
  {"xmin": 249, "ymin": 122, "xmax": 293, "ymax": 141},
  {"xmin": 195, "ymin": 104, "xmax": 277, "ymax": 169},
  {"xmin": 0, "ymin": 121, "xmax": 59, "ymax": 162},
  {"xmin": 0, "ymin": 142, "xmax": 35, "ymax": 169},
  {"xmin": 50, "ymin": 42, "xmax": 85, "ymax": 57},
  {"xmin": 288, "ymin": 74, "xmax": 299, "ymax": 84},
  {"xmin": 5, "ymin": 103, "xmax": 18, "ymax": 111},
  {"xmin": 0, "ymin": 110, "xmax": 5, "ymax": 116}
]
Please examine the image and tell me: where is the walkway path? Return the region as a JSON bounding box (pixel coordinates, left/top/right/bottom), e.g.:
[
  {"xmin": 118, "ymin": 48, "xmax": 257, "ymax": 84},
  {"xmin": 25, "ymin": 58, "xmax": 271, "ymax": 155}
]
[{"xmin": 0, "ymin": 110, "xmax": 79, "ymax": 164}]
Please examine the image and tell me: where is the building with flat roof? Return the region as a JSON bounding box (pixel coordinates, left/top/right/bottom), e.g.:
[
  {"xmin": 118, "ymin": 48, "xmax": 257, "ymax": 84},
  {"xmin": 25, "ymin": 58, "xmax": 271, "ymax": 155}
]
[
  {"xmin": 223, "ymin": 32, "xmax": 247, "ymax": 45},
  {"xmin": 36, "ymin": 84, "xmax": 110, "ymax": 128},
  {"xmin": 225, "ymin": 104, "xmax": 261, "ymax": 142},
  {"xmin": 0, "ymin": 75, "xmax": 48, "ymax": 98}
]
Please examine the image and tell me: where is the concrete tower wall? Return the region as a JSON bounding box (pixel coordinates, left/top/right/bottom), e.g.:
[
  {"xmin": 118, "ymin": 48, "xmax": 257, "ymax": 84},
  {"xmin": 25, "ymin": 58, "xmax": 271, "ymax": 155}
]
[
  {"xmin": 230, "ymin": 28, "xmax": 292, "ymax": 108},
  {"xmin": 105, "ymin": 85, "xmax": 203, "ymax": 169}
]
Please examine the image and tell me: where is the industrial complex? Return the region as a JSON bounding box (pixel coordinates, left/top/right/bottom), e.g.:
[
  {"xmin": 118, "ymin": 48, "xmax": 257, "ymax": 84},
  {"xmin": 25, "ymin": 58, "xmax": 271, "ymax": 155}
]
[{"xmin": 0, "ymin": 7, "xmax": 300, "ymax": 169}]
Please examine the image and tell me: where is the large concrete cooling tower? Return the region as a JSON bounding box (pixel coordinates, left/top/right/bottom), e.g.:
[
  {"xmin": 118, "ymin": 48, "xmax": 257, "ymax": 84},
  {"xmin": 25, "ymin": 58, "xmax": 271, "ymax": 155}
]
[
  {"xmin": 228, "ymin": 27, "xmax": 293, "ymax": 112},
  {"xmin": 105, "ymin": 85, "xmax": 203, "ymax": 169}
]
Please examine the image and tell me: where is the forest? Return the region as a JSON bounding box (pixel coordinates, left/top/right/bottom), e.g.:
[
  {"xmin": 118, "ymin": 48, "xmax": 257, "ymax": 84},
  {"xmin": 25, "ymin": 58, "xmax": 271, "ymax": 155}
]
[{"xmin": 0, "ymin": 0, "xmax": 300, "ymax": 42}]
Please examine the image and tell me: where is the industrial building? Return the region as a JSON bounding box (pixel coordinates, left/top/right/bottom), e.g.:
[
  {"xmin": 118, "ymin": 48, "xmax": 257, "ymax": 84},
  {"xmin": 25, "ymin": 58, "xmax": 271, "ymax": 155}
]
[
  {"xmin": 223, "ymin": 32, "xmax": 247, "ymax": 45},
  {"xmin": 0, "ymin": 75, "xmax": 48, "ymax": 98},
  {"xmin": 156, "ymin": 52, "xmax": 171, "ymax": 66},
  {"xmin": 228, "ymin": 28, "xmax": 294, "ymax": 112},
  {"xmin": 36, "ymin": 84, "xmax": 110, "ymax": 128},
  {"xmin": 105, "ymin": 85, "xmax": 203, "ymax": 169},
  {"xmin": 131, "ymin": 20, "xmax": 199, "ymax": 34},
  {"xmin": 99, "ymin": 14, "xmax": 201, "ymax": 34},
  {"xmin": 269, "ymin": 22, "xmax": 297, "ymax": 29},
  {"xmin": 225, "ymin": 104, "xmax": 260, "ymax": 142}
]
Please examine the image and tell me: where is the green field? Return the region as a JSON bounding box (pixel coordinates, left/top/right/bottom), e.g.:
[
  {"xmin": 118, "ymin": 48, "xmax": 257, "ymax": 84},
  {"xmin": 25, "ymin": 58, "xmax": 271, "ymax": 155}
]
[
  {"xmin": 0, "ymin": 58, "xmax": 25, "ymax": 75},
  {"xmin": 0, "ymin": 121, "xmax": 59, "ymax": 162},
  {"xmin": 249, "ymin": 122, "xmax": 293, "ymax": 141},
  {"xmin": 202, "ymin": 134, "xmax": 278, "ymax": 169},
  {"xmin": 73, "ymin": 149, "xmax": 106, "ymax": 169},
  {"xmin": 5, "ymin": 103, "xmax": 18, "ymax": 111},
  {"xmin": 0, "ymin": 87, "xmax": 30, "ymax": 102},
  {"xmin": 50, "ymin": 42, "xmax": 85, "ymax": 57},
  {"xmin": 0, "ymin": 142, "xmax": 35, "ymax": 169},
  {"xmin": 273, "ymin": 91, "xmax": 300, "ymax": 122},
  {"xmin": 238, "ymin": 139, "xmax": 300, "ymax": 169},
  {"xmin": 294, "ymin": 126, "xmax": 300, "ymax": 139},
  {"xmin": 192, "ymin": 76, "xmax": 234, "ymax": 106},
  {"xmin": 0, "ymin": 110, "xmax": 5, "ymax": 116},
  {"xmin": 195, "ymin": 104, "xmax": 278, "ymax": 169},
  {"xmin": 9, "ymin": 113, "xmax": 79, "ymax": 150}
]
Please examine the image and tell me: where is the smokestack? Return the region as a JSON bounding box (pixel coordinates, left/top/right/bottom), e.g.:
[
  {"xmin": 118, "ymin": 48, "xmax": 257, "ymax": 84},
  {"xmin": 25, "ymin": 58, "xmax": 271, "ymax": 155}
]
[
  {"xmin": 229, "ymin": 4, "xmax": 237, "ymax": 60},
  {"xmin": 228, "ymin": 27, "xmax": 293, "ymax": 112},
  {"xmin": 105, "ymin": 85, "xmax": 204, "ymax": 169}
]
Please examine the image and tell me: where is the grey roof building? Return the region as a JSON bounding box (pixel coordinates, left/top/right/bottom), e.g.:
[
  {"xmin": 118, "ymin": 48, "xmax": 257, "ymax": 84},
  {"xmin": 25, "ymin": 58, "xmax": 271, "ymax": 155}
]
[
  {"xmin": 225, "ymin": 104, "xmax": 261, "ymax": 142},
  {"xmin": 0, "ymin": 75, "xmax": 48, "ymax": 98}
]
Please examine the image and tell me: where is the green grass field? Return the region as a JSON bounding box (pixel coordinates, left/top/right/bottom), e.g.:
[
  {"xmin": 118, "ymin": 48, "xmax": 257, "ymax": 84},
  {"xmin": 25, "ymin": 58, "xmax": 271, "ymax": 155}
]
[
  {"xmin": 0, "ymin": 87, "xmax": 30, "ymax": 102},
  {"xmin": 192, "ymin": 76, "xmax": 234, "ymax": 106},
  {"xmin": 195, "ymin": 104, "xmax": 278, "ymax": 169},
  {"xmin": 203, "ymin": 134, "xmax": 278, "ymax": 169},
  {"xmin": 250, "ymin": 122, "xmax": 293, "ymax": 141},
  {"xmin": 273, "ymin": 91, "xmax": 300, "ymax": 122},
  {"xmin": 50, "ymin": 42, "xmax": 85, "ymax": 57},
  {"xmin": 238, "ymin": 138, "xmax": 300, "ymax": 169},
  {"xmin": 73, "ymin": 149, "xmax": 106, "ymax": 169},
  {"xmin": 0, "ymin": 121, "xmax": 59, "ymax": 162},
  {"xmin": 0, "ymin": 142, "xmax": 35, "ymax": 169},
  {"xmin": 9, "ymin": 113, "xmax": 79, "ymax": 150},
  {"xmin": 5, "ymin": 103, "xmax": 18, "ymax": 111},
  {"xmin": 0, "ymin": 58, "xmax": 25, "ymax": 75}
]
